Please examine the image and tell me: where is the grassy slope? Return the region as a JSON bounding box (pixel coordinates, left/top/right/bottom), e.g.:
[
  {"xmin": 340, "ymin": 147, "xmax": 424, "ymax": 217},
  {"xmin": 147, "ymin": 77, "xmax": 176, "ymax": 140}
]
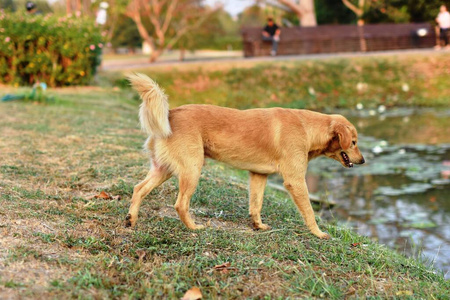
[
  {"xmin": 102, "ymin": 52, "xmax": 450, "ymax": 111},
  {"xmin": 0, "ymin": 88, "xmax": 448, "ymax": 299}
]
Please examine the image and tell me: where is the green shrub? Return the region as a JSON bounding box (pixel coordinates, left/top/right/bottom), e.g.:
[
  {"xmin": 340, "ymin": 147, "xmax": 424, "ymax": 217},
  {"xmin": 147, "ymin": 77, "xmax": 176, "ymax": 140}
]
[{"xmin": 0, "ymin": 12, "xmax": 103, "ymax": 87}]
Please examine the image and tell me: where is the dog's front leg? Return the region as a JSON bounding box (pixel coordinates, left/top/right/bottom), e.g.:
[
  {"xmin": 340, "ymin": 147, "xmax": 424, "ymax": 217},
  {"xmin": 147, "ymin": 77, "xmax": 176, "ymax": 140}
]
[
  {"xmin": 283, "ymin": 178, "xmax": 330, "ymax": 240},
  {"xmin": 249, "ymin": 172, "xmax": 270, "ymax": 230}
]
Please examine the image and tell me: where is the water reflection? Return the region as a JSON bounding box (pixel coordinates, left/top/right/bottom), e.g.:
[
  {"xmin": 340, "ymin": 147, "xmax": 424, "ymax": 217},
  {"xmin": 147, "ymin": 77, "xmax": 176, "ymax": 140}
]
[{"xmin": 278, "ymin": 109, "xmax": 450, "ymax": 278}]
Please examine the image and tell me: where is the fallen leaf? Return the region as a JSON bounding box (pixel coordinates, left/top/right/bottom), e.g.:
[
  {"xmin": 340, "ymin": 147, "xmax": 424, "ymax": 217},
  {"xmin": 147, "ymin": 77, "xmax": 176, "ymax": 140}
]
[
  {"xmin": 136, "ymin": 249, "xmax": 146, "ymax": 262},
  {"xmin": 214, "ymin": 262, "xmax": 231, "ymax": 270},
  {"xmin": 95, "ymin": 191, "xmax": 112, "ymax": 200},
  {"xmin": 213, "ymin": 262, "xmax": 237, "ymax": 274},
  {"xmin": 181, "ymin": 287, "xmax": 202, "ymax": 300}
]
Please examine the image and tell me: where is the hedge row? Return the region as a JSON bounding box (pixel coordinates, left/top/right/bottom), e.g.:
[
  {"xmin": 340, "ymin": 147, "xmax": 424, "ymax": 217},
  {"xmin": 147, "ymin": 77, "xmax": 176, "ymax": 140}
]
[{"xmin": 0, "ymin": 12, "xmax": 103, "ymax": 87}]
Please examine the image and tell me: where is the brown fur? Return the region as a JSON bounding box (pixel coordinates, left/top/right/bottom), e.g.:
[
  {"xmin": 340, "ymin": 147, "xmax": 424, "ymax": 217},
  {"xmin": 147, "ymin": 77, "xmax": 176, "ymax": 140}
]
[{"xmin": 125, "ymin": 73, "xmax": 365, "ymax": 239}]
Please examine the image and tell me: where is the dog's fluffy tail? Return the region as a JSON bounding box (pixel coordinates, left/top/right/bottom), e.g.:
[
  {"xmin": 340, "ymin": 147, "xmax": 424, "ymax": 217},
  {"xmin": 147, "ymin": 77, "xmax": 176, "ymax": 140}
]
[{"xmin": 127, "ymin": 73, "xmax": 172, "ymax": 138}]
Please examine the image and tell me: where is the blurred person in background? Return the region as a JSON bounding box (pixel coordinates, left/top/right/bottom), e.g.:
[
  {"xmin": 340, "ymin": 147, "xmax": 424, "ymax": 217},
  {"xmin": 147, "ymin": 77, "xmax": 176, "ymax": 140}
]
[
  {"xmin": 96, "ymin": 2, "xmax": 109, "ymax": 25},
  {"xmin": 436, "ymin": 4, "xmax": 450, "ymax": 49},
  {"xmin": 25, "ymin": 1, "xmax": 40, "ymax": 15},
  {"xmin": 262, "ymin": 17, "xmax": 281, "ymax": 56}
]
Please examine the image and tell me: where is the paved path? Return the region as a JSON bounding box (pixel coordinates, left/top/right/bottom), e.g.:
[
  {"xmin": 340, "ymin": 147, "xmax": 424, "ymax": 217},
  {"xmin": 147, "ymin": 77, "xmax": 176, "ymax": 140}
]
[{"xmin": 101, "ymin": 48, "xmax": 448, "ymax": 71}]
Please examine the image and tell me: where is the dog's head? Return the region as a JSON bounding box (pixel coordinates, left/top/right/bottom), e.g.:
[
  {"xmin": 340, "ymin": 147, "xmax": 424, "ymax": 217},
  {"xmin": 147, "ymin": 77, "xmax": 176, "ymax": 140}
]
[{"xmin": 324, "ymin": 115, "xmax": 365, "ymax": 168}]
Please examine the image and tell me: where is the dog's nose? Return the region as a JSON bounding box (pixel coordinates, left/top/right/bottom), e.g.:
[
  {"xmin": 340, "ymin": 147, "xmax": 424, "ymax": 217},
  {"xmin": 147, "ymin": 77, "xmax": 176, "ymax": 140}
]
[{"xmin": 360, "ymin": 157, "xmax": 365, "ymax": 164}]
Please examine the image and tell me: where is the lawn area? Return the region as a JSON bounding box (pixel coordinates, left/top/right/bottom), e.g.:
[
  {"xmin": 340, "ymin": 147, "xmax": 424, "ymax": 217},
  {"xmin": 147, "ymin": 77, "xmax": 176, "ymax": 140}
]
[
  {"xmin": 102, "ymin": 52, "xmax": 450, "ymax": 110},
  {"xmin": 0, "ymin": 85, "xmax": 448, "ymax": 298}
]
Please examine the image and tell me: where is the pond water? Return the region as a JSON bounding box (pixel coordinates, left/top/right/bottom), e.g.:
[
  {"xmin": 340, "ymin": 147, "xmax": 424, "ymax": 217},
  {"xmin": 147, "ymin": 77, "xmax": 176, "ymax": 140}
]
[{"xmin": 278, "ymin": 108, "xmax": 450, "ymax": 278}]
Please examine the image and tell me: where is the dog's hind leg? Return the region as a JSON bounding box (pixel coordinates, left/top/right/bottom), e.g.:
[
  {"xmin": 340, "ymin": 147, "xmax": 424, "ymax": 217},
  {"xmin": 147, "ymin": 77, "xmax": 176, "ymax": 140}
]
[
  {"xmin": 174, "ymin": 167, "xmax": 204, "ymax": 230},
  {"xmin": 249, "ymin": 172, "xmax": 270, "ymax": 230},
  {"xmin": 125, "ymin": 165, "xmax": 171, "ymax": 227}
]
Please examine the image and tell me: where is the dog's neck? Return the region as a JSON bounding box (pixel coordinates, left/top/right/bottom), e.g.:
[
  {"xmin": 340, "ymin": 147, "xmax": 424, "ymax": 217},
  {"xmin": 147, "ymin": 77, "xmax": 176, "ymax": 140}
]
[
  {"xmin": 307, "ymin": 126, "xmax": 333, "ymax": 161},
  {"xmin": 308, "ymin": 150, "xmax": 322, "ymax": 161}
]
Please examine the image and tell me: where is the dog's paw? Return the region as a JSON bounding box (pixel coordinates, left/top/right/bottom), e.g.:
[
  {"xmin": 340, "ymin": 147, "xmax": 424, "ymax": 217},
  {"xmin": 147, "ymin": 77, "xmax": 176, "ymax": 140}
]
[
  {"xmin": 316, "ymin": 231, "xmax": 331, "ymax": 240},
  {"xmin": 193, "ymin": 224, "xmax": 205, "ymax": 230},
  {"xmin": 125, "ymin": 214, "xmax": 135, "ymax": 228},
  {"xmin": 254, "ymin": 223, "xmax": 271, "ymax": 231}
]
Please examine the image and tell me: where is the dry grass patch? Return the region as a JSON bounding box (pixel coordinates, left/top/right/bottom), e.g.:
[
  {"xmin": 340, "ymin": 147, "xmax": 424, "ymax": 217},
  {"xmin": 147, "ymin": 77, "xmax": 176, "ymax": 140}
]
[{"xmin": 0, "ymin": 86, "xmax": 448, "ymax": 298}]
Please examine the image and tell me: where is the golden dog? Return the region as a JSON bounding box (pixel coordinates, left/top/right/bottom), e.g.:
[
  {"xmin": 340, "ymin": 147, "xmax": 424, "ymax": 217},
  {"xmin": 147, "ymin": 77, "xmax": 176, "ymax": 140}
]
[{"xmin": 125, "ymin": 73, "xmax": 365, "ymax": 239}]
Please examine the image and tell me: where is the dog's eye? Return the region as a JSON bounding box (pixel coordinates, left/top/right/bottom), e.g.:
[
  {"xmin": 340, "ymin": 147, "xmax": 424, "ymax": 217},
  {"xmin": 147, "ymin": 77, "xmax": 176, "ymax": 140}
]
[{"xmin": 352, "ymin": 141, "xmax": 356, "ymax": 146}]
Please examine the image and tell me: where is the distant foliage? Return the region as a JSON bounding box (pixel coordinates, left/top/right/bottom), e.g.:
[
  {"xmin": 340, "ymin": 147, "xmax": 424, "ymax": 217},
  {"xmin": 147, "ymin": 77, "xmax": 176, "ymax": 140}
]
[
  {"xmin": 0, "ymin": 12, "xmax": 103, "ymax": 87},
  {"xmin": 180, "ymin": 8, "xmax": 242, "ymax": 51},
  {"xmin": 110, "ymin": 15, "xmax": 142, "ymax": 51},
  {"xmin": 315, "ymin": 0, "xmax": 355, "ymax": 24}
]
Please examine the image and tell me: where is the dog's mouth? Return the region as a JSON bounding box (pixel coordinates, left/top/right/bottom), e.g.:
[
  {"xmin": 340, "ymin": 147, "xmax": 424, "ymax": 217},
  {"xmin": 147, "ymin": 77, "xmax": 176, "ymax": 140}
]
[{"xmin": 341, "ymin": 152, "xmax": 353, "ymax": 168}]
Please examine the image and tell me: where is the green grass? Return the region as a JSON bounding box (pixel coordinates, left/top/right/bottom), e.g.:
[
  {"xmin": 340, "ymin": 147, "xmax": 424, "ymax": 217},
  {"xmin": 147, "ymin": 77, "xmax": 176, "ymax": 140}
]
[
  {"xmin": 101, "ymin": 53, "xmax": 450, "ymax": 110},
  {"xmin": 0, "ymin": 85, "xmax": 448, "ymax": 299}
]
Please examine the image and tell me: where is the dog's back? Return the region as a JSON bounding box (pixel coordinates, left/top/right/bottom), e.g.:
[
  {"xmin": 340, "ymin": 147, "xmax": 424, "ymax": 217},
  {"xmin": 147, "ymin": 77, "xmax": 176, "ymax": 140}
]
[
  {"xmin": 128, "ymin": 73, "xmax": 331, "ymax": 174},
  {"xmin": 167, "ymin": 104, "xmax": 290, "ymax": 173}
]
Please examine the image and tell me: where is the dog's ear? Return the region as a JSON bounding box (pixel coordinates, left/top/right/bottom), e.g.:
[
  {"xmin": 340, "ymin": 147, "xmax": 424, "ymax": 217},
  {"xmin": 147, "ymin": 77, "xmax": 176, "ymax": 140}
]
[{"xmin": 333, "ymin": 123, "xmax": 352, "ymax": 150}]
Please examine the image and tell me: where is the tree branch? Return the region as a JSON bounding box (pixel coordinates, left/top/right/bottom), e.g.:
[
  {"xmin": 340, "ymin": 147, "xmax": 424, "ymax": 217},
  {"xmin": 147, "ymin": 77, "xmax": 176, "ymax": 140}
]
[
  {"xmin": 342, "ymin": 0, "xmax": 363, "ymax": 17},
  {"xmin": 126, "ymin": 0, "xmax": 155, "ymax": 49},
  {"xmin": 161, "ymin": 0, "xmax": 178, "ymax": 35},
  {"xmin": 146, "ymin": 0, "xmax": 166, "ymax": 44},
  {"xmin": 276, "ymin": 0, "xmax": 304, "ymax": 17},
  {"xmin": 127, "ymin": 0, "xmax": 222, "ymax": 62},
  {"xmin": 165, "ymin": 5, "xmax": 220, "ymax": 50}
]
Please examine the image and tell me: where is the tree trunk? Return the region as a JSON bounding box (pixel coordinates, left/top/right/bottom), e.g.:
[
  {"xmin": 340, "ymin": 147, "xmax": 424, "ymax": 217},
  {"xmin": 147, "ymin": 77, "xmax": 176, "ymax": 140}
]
[
  {"xmin": 277, "ymin": 0, "xmax": 317, "ymax": 27},
  {"xmin": 299, "ymin": 0, "xmax": 317, "ymax": 27},
  {"xmin": 357, "ymin": 19, "xmax": 367, "ymax": 52},
  {"xmin": 82, "ymin": 0, "xmax": 91, "ymax": 16},
  {"xmin": 75, "ymin": 0, "xmax": 81, "ymax": 16},
  {"xmin": 179, "ymin": 48, "xmax": 185, "ymax": 61},
  {"xmin": 66, "ymin": 0, "xmax": 72, "ymax": 15},
  {"xmin": 149, "ymin": 49, "xmax": 163, "ymax": 62},
  {"xmin": 341, "ymin": 0, "xmax": 367, "ymax": 51}
]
